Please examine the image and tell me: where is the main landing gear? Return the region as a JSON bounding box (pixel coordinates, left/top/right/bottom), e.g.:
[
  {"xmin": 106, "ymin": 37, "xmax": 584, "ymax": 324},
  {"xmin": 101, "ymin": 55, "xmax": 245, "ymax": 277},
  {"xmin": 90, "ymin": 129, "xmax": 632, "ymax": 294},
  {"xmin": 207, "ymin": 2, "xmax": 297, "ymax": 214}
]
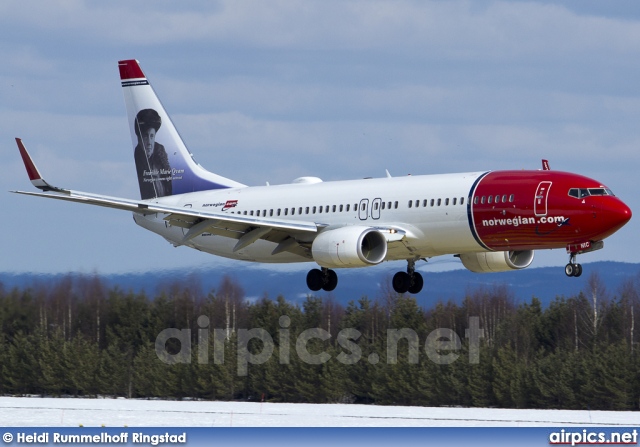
[
  {"xmin": 306, "ymin": 267, "xmax": 338, "ymax": 292},
  {"xmin": 392, "ymin": 259, "xmax": 424, "ymax": 294},
  {"xmin": 565, "ymin": 253, "xmax": 583, "ymax": 277}
]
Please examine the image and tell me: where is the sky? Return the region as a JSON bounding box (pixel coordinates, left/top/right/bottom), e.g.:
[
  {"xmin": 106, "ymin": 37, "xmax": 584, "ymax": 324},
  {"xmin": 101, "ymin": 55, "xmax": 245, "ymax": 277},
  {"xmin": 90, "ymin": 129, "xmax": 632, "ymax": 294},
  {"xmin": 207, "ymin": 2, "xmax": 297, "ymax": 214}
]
[{"xmin": 2, "ymin": 0, "xmax": 639, "ymax": 275}]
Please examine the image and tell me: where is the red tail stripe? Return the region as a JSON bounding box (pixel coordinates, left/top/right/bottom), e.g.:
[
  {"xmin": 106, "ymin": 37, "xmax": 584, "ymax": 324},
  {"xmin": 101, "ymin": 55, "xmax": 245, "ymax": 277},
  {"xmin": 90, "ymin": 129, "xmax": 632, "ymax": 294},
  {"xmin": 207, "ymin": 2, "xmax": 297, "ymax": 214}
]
[{"xmin": 118, "ymin": 59, "xmax": 145, "ymax": 80}]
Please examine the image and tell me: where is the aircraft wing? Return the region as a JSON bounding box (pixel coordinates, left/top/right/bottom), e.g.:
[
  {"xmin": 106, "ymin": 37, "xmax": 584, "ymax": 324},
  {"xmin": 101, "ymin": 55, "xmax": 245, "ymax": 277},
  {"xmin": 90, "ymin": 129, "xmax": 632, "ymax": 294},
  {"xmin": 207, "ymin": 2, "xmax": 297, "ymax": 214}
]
[
  {"xmin": 12, "ymin": 138, "xmax": 320, "ymax": 257},
  {"xmin": 13, "ymin": 139, "xmax": 410, "ymax": 258}
]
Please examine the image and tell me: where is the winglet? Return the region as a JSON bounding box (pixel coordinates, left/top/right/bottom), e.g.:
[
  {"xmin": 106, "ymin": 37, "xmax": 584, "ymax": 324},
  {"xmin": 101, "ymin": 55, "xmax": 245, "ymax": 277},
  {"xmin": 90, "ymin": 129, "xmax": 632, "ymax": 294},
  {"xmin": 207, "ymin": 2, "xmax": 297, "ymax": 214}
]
[{"xmin": 15, "ymin": 138, "xmax": 67, "ymax": 193}]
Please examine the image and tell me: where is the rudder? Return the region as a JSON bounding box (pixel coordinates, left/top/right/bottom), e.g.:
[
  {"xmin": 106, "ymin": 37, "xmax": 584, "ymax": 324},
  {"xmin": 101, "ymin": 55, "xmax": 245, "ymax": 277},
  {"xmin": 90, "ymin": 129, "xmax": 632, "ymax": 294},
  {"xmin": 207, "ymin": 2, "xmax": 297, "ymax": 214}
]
[{"xmin": 118, "ymin": 59, "xmax": 245, "ymax": 200}]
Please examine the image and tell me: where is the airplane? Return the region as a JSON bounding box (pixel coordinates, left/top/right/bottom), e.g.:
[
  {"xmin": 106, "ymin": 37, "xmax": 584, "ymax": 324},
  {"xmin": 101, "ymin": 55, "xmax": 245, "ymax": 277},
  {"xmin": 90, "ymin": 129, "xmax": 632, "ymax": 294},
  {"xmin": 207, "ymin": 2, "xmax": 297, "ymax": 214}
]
[{"xmin": 13, "ymin": 59, "xmax": 632, "ymax": 294}]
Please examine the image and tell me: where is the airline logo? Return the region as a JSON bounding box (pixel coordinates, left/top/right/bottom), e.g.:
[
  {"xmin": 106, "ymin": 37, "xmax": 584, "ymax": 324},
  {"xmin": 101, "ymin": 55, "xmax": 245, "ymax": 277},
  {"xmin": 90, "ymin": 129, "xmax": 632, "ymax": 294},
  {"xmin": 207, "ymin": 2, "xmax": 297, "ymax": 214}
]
[{"xmin": 222, "ymin": 200, "xmax": 238, "ymax": 211}]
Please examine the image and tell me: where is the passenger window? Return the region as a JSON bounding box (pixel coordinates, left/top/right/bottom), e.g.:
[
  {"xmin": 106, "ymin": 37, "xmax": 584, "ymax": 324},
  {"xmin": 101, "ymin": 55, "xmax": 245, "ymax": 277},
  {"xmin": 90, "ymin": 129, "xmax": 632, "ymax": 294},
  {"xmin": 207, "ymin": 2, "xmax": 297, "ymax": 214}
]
[
  {"xmin": 312, "ymin": 206, "xmax": 316, "ymax": 213},
  {"xmin": 437, "ymin": 199, "xmax": 441, "ymax": 206},
  {"xmin": 394, "ymin": 201, "xmax": 398, "ymax": 209},
  {"xmin": 374, "ymin": 203, "xmax": 378, "ymax": 210},
  {"xmin": 474, "ymin": 196, "xmax": 478, "ymax": 205},
  {"xmin": 277, "ymin": 209, "xmax": 281, "ymax": 216},
  {"xmin": 423, "ymin": 199, "xmax": 428, "ymax": 207},
  {"xmin": 481, "ymin": 196, "xmax": 485, "ymax": 204},
  {"xmin": 502, "ymin": 195, "xmax": 507, "ymax": 203},
  {"xmin": 408, "ymin": 200, "xmax": 413, "ymax": 208},
  {"xmin": 340, "ymin": 205, "xmax": 344, "ymax": 212},
  {"xmin": 388, "ymin": 202, "xmax": 392, "ymax": 209},
  {"xmin": 346, "ymin": 204, "xmax": 350, "ymax": 212},
  {"xmin": 332, "ymin": 205, "xmax": 336, "ymax": 212},
  {"xmin": 509, "ymin": 194, "xmax": 514, "ymax": 202},
  {"xmin": 453, "ymin": 198, "xmax": 457, "ymax": 205},
  {"xmin": 430, "ymin": 199, "xmax": 435, "ymax": 207},
  {"xmin": 488, "ymin": 196, "xmax": 493, "ymax": 204},
  {"xmin": 318, "ymin": 206, "xmax": 322, "ymax": 214},
  {"xmin": 445, "ymin": 198, "xmax": 449, "ymax": 206},
  {"xmin": 381, "ymin": 202, "xmax": 385, "ymax": 210},
  {"xmin": 305, "ymin": 207, "xmax": 309, "ymax": 214},
  {"xmin": 461, "ymin": 197, "xmax": 465, "ymax": 205},
  {"xmin": 284, "ymin": 209, "xmax": 288, "ymax": 216}
]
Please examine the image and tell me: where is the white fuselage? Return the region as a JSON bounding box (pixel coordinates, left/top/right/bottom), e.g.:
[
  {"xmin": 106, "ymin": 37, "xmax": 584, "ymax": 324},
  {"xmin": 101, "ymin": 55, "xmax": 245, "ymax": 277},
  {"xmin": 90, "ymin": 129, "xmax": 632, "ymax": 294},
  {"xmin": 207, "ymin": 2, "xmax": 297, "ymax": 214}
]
[{"xmin": 133, "ymin": 172, "xmax": 487, "ymax": 264}]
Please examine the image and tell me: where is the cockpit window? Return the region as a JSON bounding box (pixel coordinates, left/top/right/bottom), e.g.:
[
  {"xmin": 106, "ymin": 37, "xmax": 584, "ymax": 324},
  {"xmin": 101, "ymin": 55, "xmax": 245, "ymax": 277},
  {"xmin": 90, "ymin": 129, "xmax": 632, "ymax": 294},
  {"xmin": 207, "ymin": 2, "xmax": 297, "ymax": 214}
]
[
  {"xmin": 568, "ymin": 187, "xmax": 615, "ymax": 198},
  {"xmin": 588, "ymin": 188, "xmax": 612, "ymax": 196}
]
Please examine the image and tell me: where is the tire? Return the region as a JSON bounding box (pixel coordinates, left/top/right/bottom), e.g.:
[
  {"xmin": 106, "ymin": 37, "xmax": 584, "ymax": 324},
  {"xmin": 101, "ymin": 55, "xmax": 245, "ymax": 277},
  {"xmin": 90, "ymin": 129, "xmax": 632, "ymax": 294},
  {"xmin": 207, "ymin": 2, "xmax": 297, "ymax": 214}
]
[
  {"xmin": 306, "ymin": 269, "xmax": 323, "ymax": 291},
  {"xmin": 574, "ymin": 264, "xmax": 583, "ymax": 277},
  {"xmin": 408, "ymin": 272, "xmax": 424, "ymax": 294},
  {"xmin": 392, "ymin": 271, "xmax": 410, "ymax": 294},
  {"xmin": 322, "ymin": 269, "xmax": 338, "ymax": 292},
  {"xmin": 565, "ymin": 263, "xmax": 574, "ymax": 277}
]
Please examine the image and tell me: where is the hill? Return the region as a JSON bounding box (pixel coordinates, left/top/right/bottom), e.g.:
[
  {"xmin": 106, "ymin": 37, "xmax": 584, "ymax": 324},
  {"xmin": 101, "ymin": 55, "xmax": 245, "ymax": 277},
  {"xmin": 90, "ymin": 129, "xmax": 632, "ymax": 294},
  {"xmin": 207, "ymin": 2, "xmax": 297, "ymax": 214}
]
[{"xmin": 1, "ymin": 261, "xmax": 637, "ymax": 308}]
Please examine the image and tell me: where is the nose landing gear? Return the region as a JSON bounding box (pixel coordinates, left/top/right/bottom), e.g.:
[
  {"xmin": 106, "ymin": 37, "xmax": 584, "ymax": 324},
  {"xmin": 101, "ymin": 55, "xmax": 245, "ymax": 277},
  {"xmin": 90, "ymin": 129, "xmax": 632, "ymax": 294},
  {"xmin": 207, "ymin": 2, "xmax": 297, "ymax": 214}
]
[
  {"xmin": 306, "ymin": 267, "xmax": 338, "ymax": 292},
  {"xmin": 392, "ymin": 259, "xmax": 424, "ymax": 294},
  {"xmin": 564, "ymin": 241, "xmax": 604, "ymax": 278},
  {"xmin": 565, "ymin": 253, "xmax": 582, "ymax": 277}
]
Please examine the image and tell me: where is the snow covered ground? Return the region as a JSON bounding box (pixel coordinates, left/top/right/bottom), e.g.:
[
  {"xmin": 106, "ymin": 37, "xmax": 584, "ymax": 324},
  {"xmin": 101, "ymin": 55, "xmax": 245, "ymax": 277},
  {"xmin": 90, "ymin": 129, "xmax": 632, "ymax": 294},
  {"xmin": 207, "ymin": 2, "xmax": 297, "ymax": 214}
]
[{"xmin": 0, "ymin": 397, "xmax": 636, "ymax": 427}]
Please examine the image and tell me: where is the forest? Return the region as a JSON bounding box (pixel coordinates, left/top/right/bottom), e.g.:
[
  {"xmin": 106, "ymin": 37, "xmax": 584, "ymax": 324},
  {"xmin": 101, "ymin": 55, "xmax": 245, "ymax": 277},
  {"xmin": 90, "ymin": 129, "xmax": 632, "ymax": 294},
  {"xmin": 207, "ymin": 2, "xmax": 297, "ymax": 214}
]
[{"xmin": 0, "ymin": 270, "xmax": 638, "ymax": 411}]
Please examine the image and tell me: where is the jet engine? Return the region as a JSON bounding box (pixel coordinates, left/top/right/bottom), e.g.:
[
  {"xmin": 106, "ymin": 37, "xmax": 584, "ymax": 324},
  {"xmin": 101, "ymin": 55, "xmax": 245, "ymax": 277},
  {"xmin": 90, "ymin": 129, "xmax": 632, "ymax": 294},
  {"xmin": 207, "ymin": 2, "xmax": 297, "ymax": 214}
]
[
  {"xmin": 459, "ymin": 250, "xmax": 534, "ymax": 273},
  {"xmin": 312, "ymin": 226, "xmax": 387, "ymax": 268}
]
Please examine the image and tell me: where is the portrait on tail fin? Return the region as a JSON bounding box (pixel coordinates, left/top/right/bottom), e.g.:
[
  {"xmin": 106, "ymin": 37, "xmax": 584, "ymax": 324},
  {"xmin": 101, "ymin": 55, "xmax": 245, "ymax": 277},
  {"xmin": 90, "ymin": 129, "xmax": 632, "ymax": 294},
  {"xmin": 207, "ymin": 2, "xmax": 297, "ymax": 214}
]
[{"xmin": 133, "ymin": 108, "xmax": 172, "ymax": 199}]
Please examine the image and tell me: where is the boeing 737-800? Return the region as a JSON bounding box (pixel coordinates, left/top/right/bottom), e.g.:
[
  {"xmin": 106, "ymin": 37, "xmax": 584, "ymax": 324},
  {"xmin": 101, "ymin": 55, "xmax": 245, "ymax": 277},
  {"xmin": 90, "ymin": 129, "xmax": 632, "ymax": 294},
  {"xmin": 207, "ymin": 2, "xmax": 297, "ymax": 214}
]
[{"xmin": 13, "ymin": 59, "xmax": 632, "ymax": 294}]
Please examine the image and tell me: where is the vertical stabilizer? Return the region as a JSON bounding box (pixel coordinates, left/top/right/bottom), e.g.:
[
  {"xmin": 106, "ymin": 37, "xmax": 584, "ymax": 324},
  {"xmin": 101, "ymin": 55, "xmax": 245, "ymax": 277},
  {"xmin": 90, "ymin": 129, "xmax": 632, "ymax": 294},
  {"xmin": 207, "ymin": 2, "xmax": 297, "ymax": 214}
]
[{"xmin": 118, "ymin": 59, "xmax": 246, "ymax": 200}]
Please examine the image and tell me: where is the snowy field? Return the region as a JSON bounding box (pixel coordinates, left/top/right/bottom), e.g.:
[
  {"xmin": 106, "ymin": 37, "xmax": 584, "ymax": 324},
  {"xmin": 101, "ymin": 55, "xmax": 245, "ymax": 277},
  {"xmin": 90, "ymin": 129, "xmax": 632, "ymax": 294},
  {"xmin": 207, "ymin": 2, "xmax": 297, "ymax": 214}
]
[{"xmin": 0, "ymin": 397, "xmax": 636, "ymax": 427}]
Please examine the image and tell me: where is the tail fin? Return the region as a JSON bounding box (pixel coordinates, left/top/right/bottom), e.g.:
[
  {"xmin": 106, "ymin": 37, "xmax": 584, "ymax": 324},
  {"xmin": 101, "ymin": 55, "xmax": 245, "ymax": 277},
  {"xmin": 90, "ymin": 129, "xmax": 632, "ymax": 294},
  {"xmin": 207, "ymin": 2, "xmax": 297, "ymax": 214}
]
[{"xmin": 118, "ymin": 59, "xmax": 245, "ymax": 200}]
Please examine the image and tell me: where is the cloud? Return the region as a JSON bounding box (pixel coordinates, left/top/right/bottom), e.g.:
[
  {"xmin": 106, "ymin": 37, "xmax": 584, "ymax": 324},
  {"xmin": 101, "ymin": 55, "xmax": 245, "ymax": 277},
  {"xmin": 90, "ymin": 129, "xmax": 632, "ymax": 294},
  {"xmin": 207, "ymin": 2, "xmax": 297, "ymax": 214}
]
[
  {"xmin": 3, "ymin": 1, "xmax": 640, "ymax": 58},
  {"xmin": 2, "ymin": 0, "xmax": 639, "ymax": 274}
]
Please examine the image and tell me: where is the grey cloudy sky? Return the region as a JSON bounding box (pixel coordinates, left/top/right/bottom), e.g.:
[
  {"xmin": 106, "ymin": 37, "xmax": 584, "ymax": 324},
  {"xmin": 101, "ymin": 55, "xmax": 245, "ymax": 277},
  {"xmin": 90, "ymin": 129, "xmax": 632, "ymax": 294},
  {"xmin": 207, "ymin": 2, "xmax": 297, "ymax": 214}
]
[{"xmin": 2, "ymin": 0, "xmax": 639, "ymax": 275}]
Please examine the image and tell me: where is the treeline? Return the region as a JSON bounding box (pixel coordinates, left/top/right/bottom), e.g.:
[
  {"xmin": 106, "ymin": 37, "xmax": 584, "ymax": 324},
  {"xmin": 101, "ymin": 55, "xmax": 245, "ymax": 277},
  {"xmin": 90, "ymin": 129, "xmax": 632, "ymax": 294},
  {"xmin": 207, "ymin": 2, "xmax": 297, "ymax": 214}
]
[{"xmin": 0, "ymin": 272, "xmax": 638, "ymax": 410}]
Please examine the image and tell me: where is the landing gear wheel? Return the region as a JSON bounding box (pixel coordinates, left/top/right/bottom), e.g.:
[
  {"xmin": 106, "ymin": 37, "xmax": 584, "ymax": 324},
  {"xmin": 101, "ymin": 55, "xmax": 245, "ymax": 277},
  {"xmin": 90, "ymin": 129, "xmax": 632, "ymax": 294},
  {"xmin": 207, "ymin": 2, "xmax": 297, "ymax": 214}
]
[
  {"xmin": 574, "ymin": 264, "xmax": 583, "ymax": 277},
  {"xmin": 408, "ymin": 272, "xmax": 424, "ymax": 294},
  {"xmin": 322, "ymin": 269, "xmax": 338, "ymax": 292},
  {"xmin": 392, "ymin": 271, "xmax": 410, "ymax": 294},
  {"xmin": 565, "ymin": 263, "xmax": 574, "ymax": 277},
  {"xmin": 565, "ymin": 252, "xmax": 583, "ymax": 278},
  {"xmin": 306, "ymin": 269, "xmax": 323, "ymax": 291},
  {"xmin": 565, "ymin": 263, "xmax": 583, "ymax": 277}
]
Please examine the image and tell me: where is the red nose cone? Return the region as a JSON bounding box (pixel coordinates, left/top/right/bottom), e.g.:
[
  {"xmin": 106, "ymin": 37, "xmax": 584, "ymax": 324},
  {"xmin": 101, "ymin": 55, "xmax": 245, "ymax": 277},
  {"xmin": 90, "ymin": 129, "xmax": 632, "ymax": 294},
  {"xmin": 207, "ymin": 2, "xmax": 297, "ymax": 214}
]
[
  {"xmin": 604, "ymin": 199, "xmax": 632, "ymax": 236},
  {"xmin": 619, "ymin": 201, "xmax": 632, "ymax": 225}
]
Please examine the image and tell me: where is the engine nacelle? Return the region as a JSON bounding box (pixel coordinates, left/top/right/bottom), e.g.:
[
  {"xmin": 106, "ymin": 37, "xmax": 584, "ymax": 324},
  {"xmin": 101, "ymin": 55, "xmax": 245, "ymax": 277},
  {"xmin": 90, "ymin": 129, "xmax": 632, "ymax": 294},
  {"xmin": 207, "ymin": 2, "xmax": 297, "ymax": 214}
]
[
  {"xmin": 459, "ymin": 250, "xmax": 534, "ymax": 273},
  {"xmin": 312, "ymin": 226, "xmax": 387, "ymax": 268}
]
